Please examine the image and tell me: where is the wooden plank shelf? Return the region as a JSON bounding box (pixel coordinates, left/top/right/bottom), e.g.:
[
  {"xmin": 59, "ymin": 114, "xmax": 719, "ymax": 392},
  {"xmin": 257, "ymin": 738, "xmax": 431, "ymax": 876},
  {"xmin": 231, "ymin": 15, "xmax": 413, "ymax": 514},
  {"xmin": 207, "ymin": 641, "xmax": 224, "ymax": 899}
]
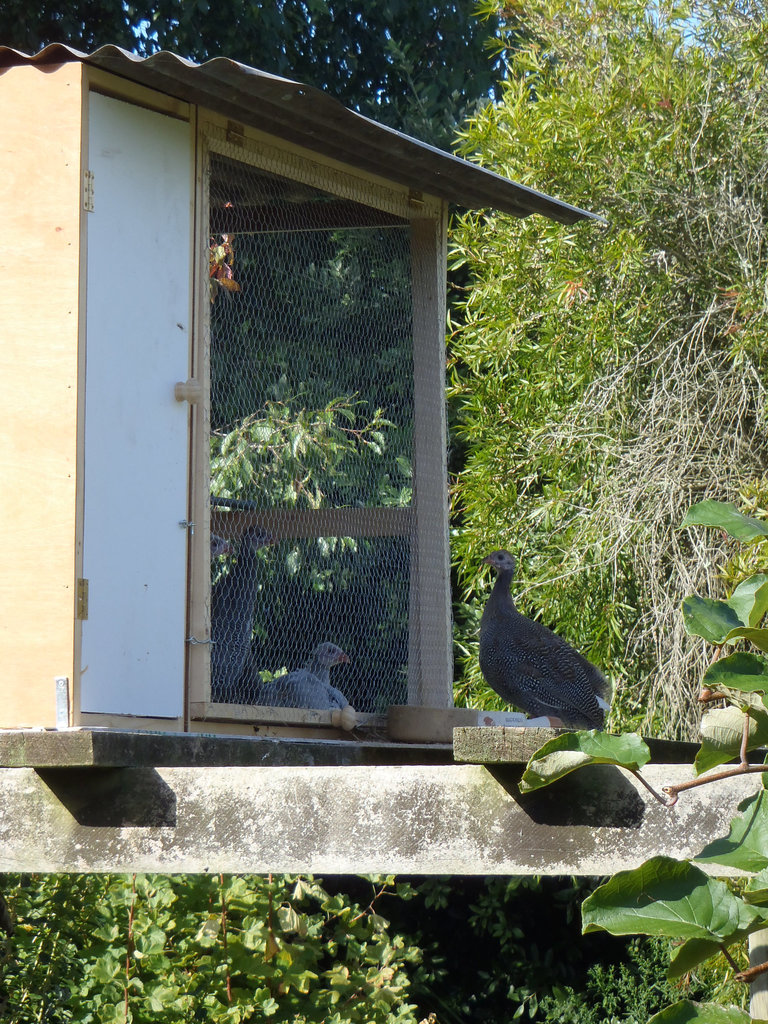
[
  {"xmin": 453, "ymin": 726, "xmax": 703, "ymax": 766},
  {"xmin": 0, "ymin": 728, "xmax": 451, "ymax": 769}
]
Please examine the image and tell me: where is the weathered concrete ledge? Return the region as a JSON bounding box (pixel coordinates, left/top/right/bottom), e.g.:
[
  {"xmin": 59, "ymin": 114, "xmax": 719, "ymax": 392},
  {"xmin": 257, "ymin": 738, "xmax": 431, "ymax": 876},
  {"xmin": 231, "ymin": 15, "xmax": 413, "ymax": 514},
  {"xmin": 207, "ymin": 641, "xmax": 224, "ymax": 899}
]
[{"xmin": 0, "ymin": 760, "xmax": 759, "ymax": 875}]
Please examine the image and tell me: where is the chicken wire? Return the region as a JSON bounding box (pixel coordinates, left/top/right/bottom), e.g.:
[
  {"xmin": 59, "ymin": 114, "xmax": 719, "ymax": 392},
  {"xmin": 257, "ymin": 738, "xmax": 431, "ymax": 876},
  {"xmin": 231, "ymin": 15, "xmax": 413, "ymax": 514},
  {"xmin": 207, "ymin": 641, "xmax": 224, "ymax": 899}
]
[{"xmin": 205, "ymin": 133, "xmax": 444, "ymax": 715}]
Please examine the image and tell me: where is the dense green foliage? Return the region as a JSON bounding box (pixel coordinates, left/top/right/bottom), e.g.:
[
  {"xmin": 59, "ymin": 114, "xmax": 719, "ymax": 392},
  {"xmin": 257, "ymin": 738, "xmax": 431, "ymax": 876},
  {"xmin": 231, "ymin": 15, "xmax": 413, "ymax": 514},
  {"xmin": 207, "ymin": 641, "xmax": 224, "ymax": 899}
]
[
  {"xmin": 0, "ymin": 0, "xmax": 506, "ymax": 149},
  {"xmin": 449, "ymin": 0, "xmax": 768, "ymax": 738},
  {"xmin": 519, "ymin": 502, "xmax": 768, "ymax": 1021},
  {"xmin": 0, "ymin": 874, "xmax": 421, "ymax": 1023},
  {"xmin": 1, "ymin": 872, "xmax": 728, "ymax": 1023}
]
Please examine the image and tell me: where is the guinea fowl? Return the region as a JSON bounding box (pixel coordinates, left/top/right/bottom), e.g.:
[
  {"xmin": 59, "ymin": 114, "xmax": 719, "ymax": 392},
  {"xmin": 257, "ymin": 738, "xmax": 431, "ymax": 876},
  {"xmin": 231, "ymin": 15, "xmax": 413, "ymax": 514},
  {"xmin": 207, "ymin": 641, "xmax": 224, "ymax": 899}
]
[
  {"xmin": 210, "ymin": 526, "xmax": 273, "ymax": 702},
  {"xmin": 479, "ymin": 550, "xmax": 610, "ymax": 729},
  {"xmin": 210, "ymin": 534, "xmax": 232, "ymax": 557},
  {"xmin": 257, "ymin": 642, "xmax": 350, "ymax": 710}
]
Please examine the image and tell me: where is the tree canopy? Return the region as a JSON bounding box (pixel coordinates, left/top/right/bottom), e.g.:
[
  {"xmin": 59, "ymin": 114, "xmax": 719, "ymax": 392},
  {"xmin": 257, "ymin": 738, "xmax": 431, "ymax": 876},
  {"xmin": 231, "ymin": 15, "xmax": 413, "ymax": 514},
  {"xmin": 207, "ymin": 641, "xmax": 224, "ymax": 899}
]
[
  {"xmin": 449, "ymin": 0, "xmax": 768, "ymax": 738},
  {"xmin": 0, "ymin": 0, "xmax": 506, "ymax": 148}
]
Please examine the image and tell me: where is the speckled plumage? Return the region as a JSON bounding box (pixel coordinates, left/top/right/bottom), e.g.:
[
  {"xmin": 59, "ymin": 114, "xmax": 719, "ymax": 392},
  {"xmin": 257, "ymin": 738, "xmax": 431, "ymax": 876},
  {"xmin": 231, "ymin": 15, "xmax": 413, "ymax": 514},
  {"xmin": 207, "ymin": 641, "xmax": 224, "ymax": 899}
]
[
  {"xmin": 210, "ymin": 526, "xmax": 273, "ymax": 701},
  {"xmin": 479, "ymin": 550, "xmax": 609, "ymax": 729},
  {"xmin": 258, "ymin": 642, "xmax": 350, "ymax": 710}
]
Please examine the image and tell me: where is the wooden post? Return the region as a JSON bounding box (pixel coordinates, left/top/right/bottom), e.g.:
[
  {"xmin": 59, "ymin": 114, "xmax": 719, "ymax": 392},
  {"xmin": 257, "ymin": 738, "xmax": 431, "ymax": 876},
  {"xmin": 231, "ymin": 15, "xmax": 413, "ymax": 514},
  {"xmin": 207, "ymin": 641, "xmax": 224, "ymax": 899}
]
[
  {"xmin": 749, "ymin": 929, "xmax": 768, "ymax": 1021},
  {"xmin": 408, "ymin": 211, "xmax": 452, "ymax": 708}
]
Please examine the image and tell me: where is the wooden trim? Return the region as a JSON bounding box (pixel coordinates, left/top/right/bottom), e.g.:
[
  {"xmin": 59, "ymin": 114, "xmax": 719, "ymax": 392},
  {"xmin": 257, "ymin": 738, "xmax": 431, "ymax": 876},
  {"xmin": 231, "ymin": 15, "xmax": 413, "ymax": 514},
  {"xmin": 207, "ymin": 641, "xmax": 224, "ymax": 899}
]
[
  {"xmin": 86, "ymin": 67, "xmax": 191, "ymax": 121},
  {"xmin": 72, "ymin": 73, "xmax": 91, "ymax": 727},
  {"xmin": 186, "ymin": 120, "xmax": 214, "ymax": 707},
  {"xmin": 408, "ymin": 212, "xmax": 452, "ymax": 707},
  {"xmin": 0, "ymin": 63, "xmax": 84, "ymax": 728},
  {"xmin": 210, "ymin": 506, "xmax": 413, "ymax": 541},
  {"xmin": 201, "ymin": 110, "xmax": 441, "ymax": 221},
  {"xmin": 78, "ymin": 712, "xmax": 185, "ymax": 731},
  {"xmin": 181, "ymin": 103, "xmax": 201, "ymax": 730},
  {"xmin": 187, "ymin": 719, "xmax": 358, "ymax": 739}
]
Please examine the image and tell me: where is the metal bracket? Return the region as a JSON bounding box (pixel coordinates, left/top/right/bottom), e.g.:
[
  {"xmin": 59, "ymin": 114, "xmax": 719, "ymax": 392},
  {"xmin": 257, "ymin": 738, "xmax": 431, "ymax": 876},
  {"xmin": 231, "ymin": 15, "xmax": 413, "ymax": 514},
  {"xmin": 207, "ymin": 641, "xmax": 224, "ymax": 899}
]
[
  {"xmin": 55, "ymin": 677, "xmax": 70, "ymax": 729},
  {"xmin": 76, "ymin": 578, "xmax": 89, "ymax": 620},
  {"xmin": 83, "ymin": 170, "xmax": 95, "ymax": 212}
]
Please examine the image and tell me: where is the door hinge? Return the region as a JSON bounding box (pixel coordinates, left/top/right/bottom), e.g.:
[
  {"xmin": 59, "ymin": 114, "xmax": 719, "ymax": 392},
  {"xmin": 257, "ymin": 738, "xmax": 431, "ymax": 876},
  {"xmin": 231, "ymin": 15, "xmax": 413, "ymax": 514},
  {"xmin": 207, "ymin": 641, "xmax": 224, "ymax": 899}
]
[
  {"xmin": 76, "ymin": 578, "xmax": 89, "ymax": 620},
  {"xmin": 83, "ymin": 170, "xmax": 95, "ymax": 212}
]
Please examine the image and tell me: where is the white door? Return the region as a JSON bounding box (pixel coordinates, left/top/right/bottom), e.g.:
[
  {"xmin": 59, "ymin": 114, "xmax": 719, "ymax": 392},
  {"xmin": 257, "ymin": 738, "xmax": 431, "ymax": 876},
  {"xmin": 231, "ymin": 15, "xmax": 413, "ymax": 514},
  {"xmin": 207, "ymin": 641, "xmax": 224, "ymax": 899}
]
[{"xmin": 80, "ymin": 93, "xmax": 191, "ymax": 717}]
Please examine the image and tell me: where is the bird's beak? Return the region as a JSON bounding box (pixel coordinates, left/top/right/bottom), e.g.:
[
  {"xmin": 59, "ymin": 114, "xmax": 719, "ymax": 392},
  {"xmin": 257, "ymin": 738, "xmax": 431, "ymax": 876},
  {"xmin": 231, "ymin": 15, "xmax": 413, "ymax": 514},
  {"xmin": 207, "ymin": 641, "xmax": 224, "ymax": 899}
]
[
  {"xmin": 337, "ymin": 652, "xmax": 350, "ymax": 664},
  {"xmin": 482, "ymin": 555, "xmax": 494, "ymax": 566}
]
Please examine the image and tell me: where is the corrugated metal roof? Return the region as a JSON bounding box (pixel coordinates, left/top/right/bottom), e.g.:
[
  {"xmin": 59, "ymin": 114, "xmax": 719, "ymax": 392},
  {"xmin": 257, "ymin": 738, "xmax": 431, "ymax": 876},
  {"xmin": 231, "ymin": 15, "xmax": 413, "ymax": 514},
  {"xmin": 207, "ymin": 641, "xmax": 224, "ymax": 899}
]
[{"xmin": 0, "ymin": 43, "xmax": 601, "ymax": 225}]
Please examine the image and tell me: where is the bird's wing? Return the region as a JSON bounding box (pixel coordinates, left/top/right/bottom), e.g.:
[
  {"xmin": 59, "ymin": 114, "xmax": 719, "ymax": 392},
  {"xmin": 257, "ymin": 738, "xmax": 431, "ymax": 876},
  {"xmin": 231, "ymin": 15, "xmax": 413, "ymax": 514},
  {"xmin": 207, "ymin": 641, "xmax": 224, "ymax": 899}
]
[
  {"xmin": 266, "ymin": 669, "xmax": 336, "ymax": 709},
  {"xmin": 324, "ymin": 684, "xmax": 349, "ymax": 709},
  {"xmin": 505, "ymin": 657, "xmax": 602, "ymax": 722}
]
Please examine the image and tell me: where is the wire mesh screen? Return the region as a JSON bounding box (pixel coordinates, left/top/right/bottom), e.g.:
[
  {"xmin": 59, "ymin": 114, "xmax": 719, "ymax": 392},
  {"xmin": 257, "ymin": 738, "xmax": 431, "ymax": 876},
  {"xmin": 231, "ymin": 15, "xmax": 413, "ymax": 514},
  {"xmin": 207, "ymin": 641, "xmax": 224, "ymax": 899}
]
[{"xmin": 206, "ymin": 137, "xmax": 427, "ymax": 715}]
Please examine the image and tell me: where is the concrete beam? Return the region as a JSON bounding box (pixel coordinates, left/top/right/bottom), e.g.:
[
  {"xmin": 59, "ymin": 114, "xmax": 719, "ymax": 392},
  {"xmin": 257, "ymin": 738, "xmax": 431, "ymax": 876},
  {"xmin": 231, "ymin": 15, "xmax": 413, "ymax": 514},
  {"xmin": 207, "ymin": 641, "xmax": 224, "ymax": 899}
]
[{"xmin": 0, "ymin": 760, "xmax": 758, "ymax": 875}]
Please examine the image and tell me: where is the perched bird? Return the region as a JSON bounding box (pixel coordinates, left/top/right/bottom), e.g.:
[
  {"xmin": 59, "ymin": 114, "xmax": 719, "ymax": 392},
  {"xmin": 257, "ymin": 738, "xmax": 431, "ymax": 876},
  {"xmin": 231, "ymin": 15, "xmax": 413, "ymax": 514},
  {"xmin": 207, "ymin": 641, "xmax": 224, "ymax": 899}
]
[
  {"xmin": 257, "ymin": 642, "xmax": 351, "ymax": 710},
  {"xmin": 210, "ymin": 533, "xmax": 232, "ymax": 557},
  {"xmin": 479, "ymin": 550, "xmax": 610, "ymax": 729},
  {"xmin": 210, "ymin": 526, "xmax": 273, "ymax": 702}
]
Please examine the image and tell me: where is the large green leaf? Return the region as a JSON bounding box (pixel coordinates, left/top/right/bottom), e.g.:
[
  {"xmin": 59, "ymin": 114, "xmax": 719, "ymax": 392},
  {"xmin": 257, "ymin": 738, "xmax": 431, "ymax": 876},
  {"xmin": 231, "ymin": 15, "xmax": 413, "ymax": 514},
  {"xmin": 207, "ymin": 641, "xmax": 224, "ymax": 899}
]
[
  {"xmin": 682, "ymin": 597, "xmax": 743, "ymax": 644},
  {"xmin": 728, "ymin": 574, "xmax": 768, "ymax": 627},
  {"xmin": 668, "ymin": 914, "xmax": 768, "ymax": 977},
  {"xmin": 518, "ymin": 731, "xmax": 651, "ymax": 793},
  {"xmin": 582, "ymin": 856, "xmax": 762, "ymax": 941},
  {"xmin": 696, "ymin": 790, "xmax": 768, "ymax": 871},
  {"xmin": 694, "ymin": 704, "xmax": 768, "ymax": 774},
  {"xmin": 722, "ymin": 626, "xmax": 768, "ymax": 653},
  {"xmin": 667, "ymin": 938, "xmax": 724, "ymax": 979},
  {"xmin": 744, "ymin": 866, "xmax": 768, "ymax": 906},
  {"xmin": 647, "ymin": 1001, "xmax": 749, "ymax": 1024},
  {"xmin": 702, "ymin": 651, "xmax": 768, "ymax": 694},
  {"xmin": 680, "ymin": 501, "xmax": 768, "ymax": 542}
]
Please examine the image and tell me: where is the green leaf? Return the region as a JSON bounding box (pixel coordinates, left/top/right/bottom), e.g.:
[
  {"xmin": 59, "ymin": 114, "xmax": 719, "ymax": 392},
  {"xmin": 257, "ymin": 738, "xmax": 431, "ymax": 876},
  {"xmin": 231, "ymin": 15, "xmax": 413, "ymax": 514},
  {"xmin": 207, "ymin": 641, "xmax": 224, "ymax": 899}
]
[
  {"xmin": 582, "ymin": 856, "xmax": 762, "ymax": 941},
  {"xmin": 722, "ymin": 626, "xmax": 768, "ymax": 653},
  {"xmin": 667, "ymin": 938, "xmax": 724, "ymax": 979},
  {"xmin": 694, "ymin": 705, "xmax": 768, "ymax": 774},
  {"xmin": 680, "ymin": 500, "xmax": 768, "ymax": 542},
  {"xmin": 647, "ymin": 1000, "xmax": 750, "ymax": 1024},
  {"xmin": 702, "ymin": 651, "xmax": 768, "ymax": 694},
  {"xmin": 696, "ymin": 790, "xmax": 768, "ymax": 871},
  {"xmin": 519, "ymin": 731, "xmax": 651, "ymax": 793},
  {"xmin": 682, "ymin": 596, "xmax": 743, "ymax": 644},
  {"xmin": 728, "ymin": 574, "xmax": 768, "ymax": 627},
  {"xmin": 743, "ymin": 866, "xmax": 768, "ymax": 906}
]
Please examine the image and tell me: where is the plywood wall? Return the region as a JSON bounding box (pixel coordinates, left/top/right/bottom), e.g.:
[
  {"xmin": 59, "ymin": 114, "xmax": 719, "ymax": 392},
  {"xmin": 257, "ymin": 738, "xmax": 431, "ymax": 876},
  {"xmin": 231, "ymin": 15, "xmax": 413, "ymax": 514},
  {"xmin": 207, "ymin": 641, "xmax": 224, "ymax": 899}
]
[{"xmin": 0, "ymin": 63, "xmax": 84, "ymax": 726}]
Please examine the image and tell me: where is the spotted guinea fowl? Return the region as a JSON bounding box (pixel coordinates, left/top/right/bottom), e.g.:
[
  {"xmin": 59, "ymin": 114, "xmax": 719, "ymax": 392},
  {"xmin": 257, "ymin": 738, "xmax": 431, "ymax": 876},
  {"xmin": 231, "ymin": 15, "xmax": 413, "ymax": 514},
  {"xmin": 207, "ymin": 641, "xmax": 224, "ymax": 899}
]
[
  {"xmin": 210, "ymin": 526, "xmax": 273, "ymax": 702},
  {"xmin": 479, "ymin": 550, "xmax": 610, "ymax": 729},
  {"xmin": 210, "ymin": 533, "xmax": 232, "ymax": 557},
  {"xmin": 257, "ymin": 642, "xmax": 350, "ymax": 710}
]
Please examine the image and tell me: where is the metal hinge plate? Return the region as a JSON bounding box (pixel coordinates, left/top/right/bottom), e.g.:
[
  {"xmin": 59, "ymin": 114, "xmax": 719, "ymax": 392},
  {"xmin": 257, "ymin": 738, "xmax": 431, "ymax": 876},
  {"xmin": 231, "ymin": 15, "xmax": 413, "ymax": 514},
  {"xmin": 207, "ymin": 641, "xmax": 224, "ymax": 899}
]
[
  {"xmin": 76, "ymin": 578, "xmax": 89, "ymax": 620},
  {"xmin": 83, "ymin": 170, "xmax": 95, "ymax": 212}
]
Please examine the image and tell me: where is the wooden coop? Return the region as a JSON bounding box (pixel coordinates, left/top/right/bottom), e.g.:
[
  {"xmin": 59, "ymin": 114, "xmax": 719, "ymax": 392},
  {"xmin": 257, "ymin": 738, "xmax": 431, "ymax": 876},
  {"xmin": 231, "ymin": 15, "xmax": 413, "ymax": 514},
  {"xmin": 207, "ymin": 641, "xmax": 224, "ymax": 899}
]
[{"xmin": 0, "ymin": 43, "xmax": 597, "ymax": 743}]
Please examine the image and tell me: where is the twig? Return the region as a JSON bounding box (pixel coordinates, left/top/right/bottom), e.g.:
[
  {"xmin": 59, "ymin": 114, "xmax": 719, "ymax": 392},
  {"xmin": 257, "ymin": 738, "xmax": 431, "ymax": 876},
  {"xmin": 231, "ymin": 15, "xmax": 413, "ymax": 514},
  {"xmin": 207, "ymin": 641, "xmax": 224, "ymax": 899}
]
[
  {"xmin": 219, "ymin": 874, "xmax": 232, "ymax": 1004},
  {"xmin": 349, "ymin": 881, "xmax": 390, "ymax": 924},
  {"xmin": 721, "ymin": 944, "xmax": 742, "ymax": 974},
  {"xmin": 663, "ymin": 763, "xmax": 768, "ymax": 803},
  {"xmin": 740, "ymin": 711, "xmax": 750, "ymax": 767},
  {"xmin": 736, "ymin": 959, "xmax": 768, "ymax": 984},
  {"xmin": 125, "ymin": 874, "xmax": 136, "ymax": 1023},
  {"xmin": 629, "ymin": 769, "xmax": 676, "ymax": 806}
]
